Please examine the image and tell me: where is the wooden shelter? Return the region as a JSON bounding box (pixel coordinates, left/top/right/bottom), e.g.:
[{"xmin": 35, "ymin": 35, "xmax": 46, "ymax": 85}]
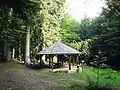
[{"xmin": 37, "ymin": 41, "xmax": 81, "ymax": 70}]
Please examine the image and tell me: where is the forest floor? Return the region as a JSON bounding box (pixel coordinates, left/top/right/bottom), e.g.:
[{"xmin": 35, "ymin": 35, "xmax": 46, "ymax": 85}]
[
  {"xmin": 0, "ymin": 61, "xmax": 120, "ymax": 90},
  {"xmin": 0, "ymin": 61, "xmax": 50, "ymax": 90},
  {"xmin": 0, "ymin": 61, "xmax": 85, "ymax": 90}
]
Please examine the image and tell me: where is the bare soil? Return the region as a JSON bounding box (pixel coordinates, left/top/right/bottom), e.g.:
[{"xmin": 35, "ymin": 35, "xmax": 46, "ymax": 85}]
[{"xmin": 0, "ymin": 61, "xmax": 57, "ymax": 90}]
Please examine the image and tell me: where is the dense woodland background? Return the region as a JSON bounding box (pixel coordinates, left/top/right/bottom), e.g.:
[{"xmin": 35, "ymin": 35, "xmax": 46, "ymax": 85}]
[{"xmin": 0, "ymin": 0, "xmax": 120, "ymax": 69}]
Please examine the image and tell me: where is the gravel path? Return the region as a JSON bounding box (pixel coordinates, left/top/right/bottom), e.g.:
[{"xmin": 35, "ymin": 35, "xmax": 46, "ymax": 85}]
[{"xmin": 0, "ymin": 62, "xmax": 56, "ymax": 90}]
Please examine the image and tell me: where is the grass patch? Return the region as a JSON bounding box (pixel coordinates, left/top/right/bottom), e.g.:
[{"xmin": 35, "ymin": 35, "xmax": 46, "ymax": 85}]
[{"xmin": 41, "ymin": 66, "xmax": 120, "ymax": 90}]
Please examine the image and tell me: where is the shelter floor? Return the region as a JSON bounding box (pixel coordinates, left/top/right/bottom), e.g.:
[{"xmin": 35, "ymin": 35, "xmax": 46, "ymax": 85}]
[{"xmin": 51, "ymin": 66, "xmax": 82, "ymax": 73}]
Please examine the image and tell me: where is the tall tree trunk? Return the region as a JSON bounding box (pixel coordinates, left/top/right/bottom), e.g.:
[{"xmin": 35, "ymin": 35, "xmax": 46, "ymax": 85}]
[
  {"xmin": 25, "ymin": 27, "xmax": 31, "ymax": 65},
  {"xmin": 2, "ymin": 42, "xmax": 10, "ymax": 62},
  {"xmin": 12, "ymin": 48, "xmax": 15, "ymax": 59},
  {"xmin": 19, "ymin": 35, "xmax": 22, "ymax": 60}
]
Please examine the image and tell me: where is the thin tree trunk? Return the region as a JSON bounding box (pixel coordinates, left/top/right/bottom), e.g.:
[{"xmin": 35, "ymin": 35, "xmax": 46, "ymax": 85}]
[
  {"xmin": 19, "ymin": 45, "xmax": 21, "ymax": 60},
  {"xmin": 25, "ymin": 27, "xmax": 31, "ymax": 65}
]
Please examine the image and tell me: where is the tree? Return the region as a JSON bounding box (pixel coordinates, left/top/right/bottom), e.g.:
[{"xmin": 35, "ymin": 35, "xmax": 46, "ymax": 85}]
[
  {"xmin": 40, "ymin": 0, "xmax": 65, "ymax": 47},
  {"xmin": 60, "ymin": 17, "xmax": 80, "ymax": 44},
  {"xmin": 93, "ymin": 0, "xmax": 120, "ymax": 69}
]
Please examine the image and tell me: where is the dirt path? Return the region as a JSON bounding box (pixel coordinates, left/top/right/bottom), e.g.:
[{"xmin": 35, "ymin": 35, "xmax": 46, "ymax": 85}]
[{"xmin": 0, "ymin": 62, "xmax": 56, "ymax": 90}]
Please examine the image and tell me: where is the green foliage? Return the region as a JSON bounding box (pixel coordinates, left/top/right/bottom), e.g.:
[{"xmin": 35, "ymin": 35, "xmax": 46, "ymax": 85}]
[
  {"xmin": 77, "ymin": 18, "xmax": 91, "ymax": 40},
  {"xmin": 0, "ymin": 0, "xmax": 37, "ymax": 19},
  {"xmin": 74, "ymin": 9, "xmax": 120, "ymax": 68},
  {"xmin": 30, "ymin": 0, "xmax": 65, "ymax": 48},
  {"xmin": 103, "ymin": 0, "xmax": 120, "ymax": 20},
  {"xmin": 69, "ymin": 39, "xmax": 93, "ymax": 55},
  {"xmin": 0, "ymin": 0, "xmax": 66, "ymax": 60},
  {"xmin": 87, "ymin": 0, "xmax": 120, "ymax": 68},
  {"xmin": 29, "ymin": 0, "xmax": 65, "ymax": 59},
  {"xmin": 60, "ymin": 17, "xmax": 80, "ymax": 44},
  {"xmin": 60, "ymin": 8, "xmax": 120, "ymax": 68}
]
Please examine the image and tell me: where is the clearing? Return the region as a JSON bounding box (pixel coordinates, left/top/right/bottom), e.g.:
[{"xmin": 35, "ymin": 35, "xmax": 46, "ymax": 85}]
[{"xmin": 0, "ymin": 61, "xmax": 120, "ymax": 90}]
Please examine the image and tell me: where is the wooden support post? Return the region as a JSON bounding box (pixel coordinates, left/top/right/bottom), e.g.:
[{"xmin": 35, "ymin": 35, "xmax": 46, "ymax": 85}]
[
  {"xmin": 81, "ymin": 60, "xmax": 84, "ymax": 71},
  {"xmin": 57, "ymin": 55, "xmax": 59, "ymax": 63},
  {"xmin": 62, "ymin": 59, "xmax": 63, "ymax": 66},
  {"xmin": 39, "ymin": 55, "xmax": 42, "ymax": 66},
  {"xmin": 74, "ymin": 55, "xmax": 77, "ymax": 64},
  {"xmin": 45, "ymin": 55, "xmax": 47, "ymax": 61},
  {"xmin": 49, "ymin": 55, "xmax": 51, "ymax": 66},
  {"xmin": 76, "ymin": 55, "xmax": 79, "ymax": 64},
  {"xmin": 73, "ymin": 55, "xmax": 75, "ymax": 66},
  {"xmin": 51, "ymin": 55, "xmax": 54, "ymax": 71},
  {"xmin": 69, "ymin": 55, "xmax": 71, "ymax": 70},
  {"xmin": 61, "ymin": 55, "xmax": 64, "ymax": 66}
]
